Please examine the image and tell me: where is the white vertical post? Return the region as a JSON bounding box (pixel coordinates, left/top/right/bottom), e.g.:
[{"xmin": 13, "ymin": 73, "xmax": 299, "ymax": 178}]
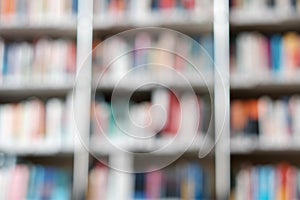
[
  {"xmin": 73, "ymin": 0, "xmax": 93, "ymax": 199},
  {"xmin": 214, "ymin": 0, "xmax": 230, "ymax": 199}
]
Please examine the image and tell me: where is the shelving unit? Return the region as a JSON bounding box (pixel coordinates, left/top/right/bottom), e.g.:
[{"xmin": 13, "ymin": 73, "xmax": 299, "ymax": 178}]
[
  {"xmin": 229, "ymin": 1, "xmax": 300, "ymax": 199},
  {"xmin": 0, "ymin": 0, "xmax": 232, "ymax": 199}
]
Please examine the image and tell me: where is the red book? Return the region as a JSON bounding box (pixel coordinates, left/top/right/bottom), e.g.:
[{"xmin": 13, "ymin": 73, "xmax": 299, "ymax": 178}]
[
  {"xmin": 160, "ymin": 0, "xmax": 176, "ymax": 10},
  {"xmin": 276, "ymin": 163, "xmax": 292, "ymax": 200},
  {"xmin": 66, "ymin": 42, "xmax": 76, "ymax": 75},
  {"xmin": 182, "ymin": 0, "xmax": 195, "ymax": 10},
  {"xmin": 146, "ymin": 170, "xmax": 163, "ymax": 199},
  {"xmin": 164, "ymin": 92, "xmax": 181, "ymax": 135}
]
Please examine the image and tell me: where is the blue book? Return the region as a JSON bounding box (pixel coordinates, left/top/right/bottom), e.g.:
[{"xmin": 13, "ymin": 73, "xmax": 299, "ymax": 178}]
[
  {"xmin": 3, "ymin": 44, "xmax": 8, "ymax": 76},
  {"xmin": 52, "ymin": 170, "xmax": 71, "ymax": 200},
  {"xmin": 270, "ymin": 35, "xmax": 283, "ymax": 76},
  {"xmin": 267, "ymin": 166, "xmax": 275, "ymax": 200},
  {"xmin": 42, "ymin": 167, "xmax": 56, "ymax": 200},
  {"xmin": 27, "ymin": 166, "xmax": 37, "ymax": 199},
  {"xmin": 134, "ymin": 173, "xmax": 146, "ymax": 199},
  {"xmin": 259, "ymin": 166, "xmax": 269, "ymax": 200},
  {"xmin": 72, "ymin": 0, "xmax": 78, "ymax": 14}
]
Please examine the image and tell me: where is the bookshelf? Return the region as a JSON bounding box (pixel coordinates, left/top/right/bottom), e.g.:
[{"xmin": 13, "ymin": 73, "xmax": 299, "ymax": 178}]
[
  {"xmin": 0, "ymin": 0, "xmax": 231, "ymax": 199},
  {"xmin": 229, "ymin": 0, "xmax": 300, "ymax": 199},
  {"xmin": 0, "ymin": 0, "xmax": 78, "ymax": 198}
]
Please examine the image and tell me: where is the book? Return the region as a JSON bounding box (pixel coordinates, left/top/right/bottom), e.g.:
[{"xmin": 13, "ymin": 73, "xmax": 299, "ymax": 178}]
[
  {"xmin": 235, "ymin": 163, "xmax": 300, "ymax": 200},
  {"xmin": 231, "ymin": 96, "xmax": 300, "ymax": 144},
  {"xmin": 0, "ymin": 0, "xmax": 77, "ymax": 25},
  {"xmin": 0, "ymin": 161, "xmax": 71, "ymax": 199},
  {"xmin": 0, "ymin": 97, "xmax": 73, "ymax": 148},
  {"xmin": 0, "ymin": 38, "xmax": 76, "ymax": 84},
  {"xmin": 232, "ymin": 32, "xmax": 300, "ymax": 80}
]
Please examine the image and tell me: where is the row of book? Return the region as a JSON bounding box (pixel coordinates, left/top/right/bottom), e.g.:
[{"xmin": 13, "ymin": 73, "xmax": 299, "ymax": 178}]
[
  {"xmin": 94, "ymin": 0, "xmax": 212, "ymax": 22},
  {"xmin": 234, "ymin": 163, "xmax": 300, "ymax": 200},
  {"xmin": 0, "ymin": 38, "xmax": 76, "ymax": 84},
  {"xmin": 0, "ymin": 0, "xmax": 78, "ymax": 25},
  {"xmin": 231, "ymin": 32, "xmax": 300, "ymax": 79},
  {"xmin": 0, "ymin": 161, "xmax": 72, "ymax": 199},
  {"xmin": 230, "ymin": 0, "xmax": 300, "ymax": 12},
  {"xmin": 0, "ymin": 96, "xmax": 73, "ymax": 148},
  {"xmin": 231, "ymin": 96, "xmax": 300, "ymax": 144},
  {"xmin": 92, "ymin": 32, "xmax": 213, "ymax": 81},
  {"xmin": 87, "ymin": 162, "xmax": 210, "ymax": 199},
  {"xmin": 91, "ymin": 90, "xmax": 210, "ymax": 141}
]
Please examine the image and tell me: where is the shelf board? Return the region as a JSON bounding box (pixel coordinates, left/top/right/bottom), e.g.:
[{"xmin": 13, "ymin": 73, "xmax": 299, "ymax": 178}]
[
  {"xmin": 230, "ymin": 9, "xmax": 300, "ymax": 31},
  {"xmin": 231, "ymin": 137, "xmax": 300, "ymax": 155},
  {"xmin": 90, "ymin": 134, "xmax": 213, "ymax": 156},
  {"xmin": 0, "ymin": 22, "xmax": 77, "ymax": 37},
  {"xmin": 0, "ymin": 82, "xmax": 74, "ymax": 97},
  {"xmin": 94, "ymin": 73, "xmax": 213, "ymax": 93},
  {"xmin": 93, "ymin": 13, "xmax": 213, "ymax": 34},
  {"xmin": 230, "ymin": 75, "xmax": 300, "ymax": 96},
  {"xmin": 0, "ymin": 143, "xmax": 74, "ymax": 156}
]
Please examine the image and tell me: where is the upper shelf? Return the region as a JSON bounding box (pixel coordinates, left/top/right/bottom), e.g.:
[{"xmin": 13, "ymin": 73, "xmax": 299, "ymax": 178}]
[
  {"xmin": 230, "ymin": 74, "xmax": 300, "ymax": 97},
  {"xmin": 94, "ymin": 73, "xmax": 213, "ymax": 93},
  {"xmin": 90, "ymin": 134, "xmax": 213, "ymax": 156},
  {"xmin": 0, "ymin": 21, "xmax": 77, "ymax": 38},
  {"xmin": 231, "ymin": 137, "xmax": 300, "ymax": 155},
  {"xmin": 230, "ymin": 9, "xmax": 300, "ymax": 31},
  {"xmin": 93, "ymin": 12, "xmax": 213, "ymax": 35},
  {"xmin": 0, "ymin": 81, "xmax": 74, "ymax": 99}
]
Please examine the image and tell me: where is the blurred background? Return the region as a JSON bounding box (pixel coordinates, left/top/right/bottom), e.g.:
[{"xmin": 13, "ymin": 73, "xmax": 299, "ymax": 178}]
[{"xmin": 0, "ymin": 0, "xmax": 300, "ymax": 199}]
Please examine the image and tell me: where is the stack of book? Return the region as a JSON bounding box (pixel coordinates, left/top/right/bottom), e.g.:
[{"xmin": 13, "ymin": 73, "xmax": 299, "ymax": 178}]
[
  {"xmin": 87, "ymin": 162, "xmax": 210, "ymax": 199},
  {"xmin": 235, "ymin": 163, "xmax": 300, "ymax": 200},
  {"xmin": 230, "ymin": 0, "xmax": 300, "ymax": 13},
  {"xmin": 91, "ymin": 90, "xmax": 210, "ymax": 141},
  {"xmin": 231, "ymin": 96, "xmax": 300, "ymax": 144},
  {"xmin": 231, "ymin": 32, "xmax": 300, "ymax": 80},
  {"xmin": 0, "ymin": 96, "xmax": 74, "ymax": 148},
  {"xmin": 93, "ymin": 0, "xmax": 212, "ymax": 23},
  {"xmin": 92, "ymin": 32, "xmax": 213, "ymax": 81},
  {"xmin": 133, "ymin": 163, "xmax": 210, "ymax": 199},
  {"xmin": 0, "ymin": 0, "xmax": 78, "ymax": 26},
  {"xmin": 0, "ymin": 38, "xmax": 76, "ymax": 84},
  {"xmin": 0, "ymin": 161, "xmax": 72, "ymax": 199}
]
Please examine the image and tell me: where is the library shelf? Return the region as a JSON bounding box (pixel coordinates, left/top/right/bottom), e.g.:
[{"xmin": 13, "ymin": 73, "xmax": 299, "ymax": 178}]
[
  {"xmin": 231, "ymin": 137, "xmax": 300, "ymax": 155},
  {"xmin": 0, "ymin": 143, "xmax": 74, "ymax": 156},
  {"xmin": 94, "ymin": 73, "xmax": 213, "ymax": 93},
  {"xmin": 230, "ymin": 75, "xmax": 300, "ymax": 95},
  {"xmin": 93, "ymin": 13, "xmax": 213, "ymax": 35},
  {"xmin": 0, "ymin": 22, "xmax": 77, "ymax": 37},
  {"xmin": 230, "ymin": 10, "xmax": 300, "ymax": 29},
  {"xmin": 0, "ymin": 82, "xmax": 74, "ymax": 97},
  {"xmin": 90, "ymin": 134, "xmax": 213, "ymax": 156}
]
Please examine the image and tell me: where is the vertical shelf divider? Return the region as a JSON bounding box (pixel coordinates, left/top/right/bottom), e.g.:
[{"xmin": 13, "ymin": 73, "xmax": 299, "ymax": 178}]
[
  {"xmin": 214, "ymin": 0, "xmax": 230, "ymax": 199},
  {"xmin": 73, "ymin": 0, "xmax": 93, "ymax": 199}
]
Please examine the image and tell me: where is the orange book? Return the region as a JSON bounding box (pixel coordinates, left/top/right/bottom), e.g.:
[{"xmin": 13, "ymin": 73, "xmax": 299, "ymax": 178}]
[
  {"xmin": 231, "ymin": 100, "xmax": 248, "ymax": 134},
  {"xmin": 1, "ymin": 0, "xmax": 16, "ymax": 23}
]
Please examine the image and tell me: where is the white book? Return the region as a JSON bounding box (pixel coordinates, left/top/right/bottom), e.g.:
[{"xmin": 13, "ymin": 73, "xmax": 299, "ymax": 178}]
[
  {"xmin": 46, "ymin": 98, "xmax": 63, "ymax": 147},
  {"xmin": 179, "ymin": 93, "xmax": 199, "ymax": 139},
  {"xmin": 0, "ymin": 39, "xmax": 4, "ymax": 81},
  {"xmin": 65, "ymin": 93, "xmax": 74, "ymax": 148},
  {"xmin": 107, "ymin": 154, "xmax": 134, "ymax": 200},
  {"xmin": 3, "ymin": 104, "xmax": 14, "ymax": 145},
  {"xmin": 290, "ymin": 96, "xmax": 300, "ymax": 140},
  {"xmin": 258, "ymin": 96, "xmax": 273, "ymax": 143},
  {"xmin": 129, "ymin": 0, "xmax": 151, "ymax": 23},
  {"xmin": 88, "ymin": 167, "xmax": 108, "ymax": 200},
  {"xmin": 273, "ymin": 100, "xmax": 289, "ymax": 143},
  {"xmin": 151, "ymin": 89, "xmax": 170, "ymax": 134},
  {"xmin": 21, "ymin": 101, "xmax": 32, "ymax": 146},
  {"xmin": 104, "ymin": 37, "xmax": 132, "ymax": 81}
]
